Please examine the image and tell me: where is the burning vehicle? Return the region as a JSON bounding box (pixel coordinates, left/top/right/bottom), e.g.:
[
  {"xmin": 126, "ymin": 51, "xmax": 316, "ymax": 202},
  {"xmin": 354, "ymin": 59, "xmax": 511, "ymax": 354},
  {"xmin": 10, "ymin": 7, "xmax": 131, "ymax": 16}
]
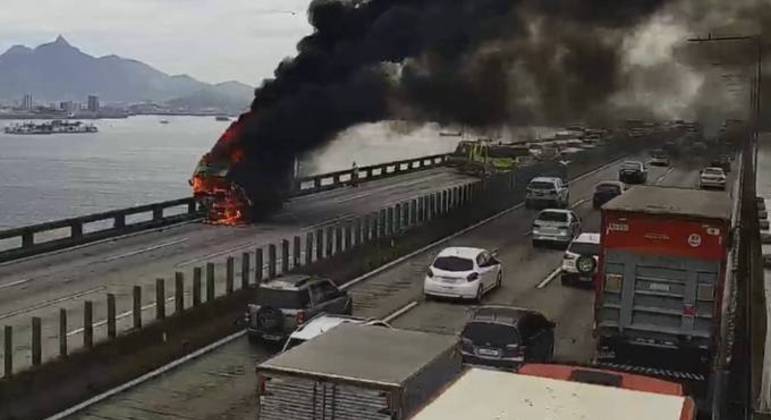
[{"xmin": 190, "ymin": 113, "xmax": 294, "ymax": 224}]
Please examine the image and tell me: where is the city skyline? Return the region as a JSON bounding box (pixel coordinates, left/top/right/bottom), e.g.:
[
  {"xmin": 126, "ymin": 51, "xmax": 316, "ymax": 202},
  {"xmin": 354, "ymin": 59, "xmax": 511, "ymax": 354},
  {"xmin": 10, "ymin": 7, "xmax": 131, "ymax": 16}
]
[{"xmin": 0, "ymin": 0, "xmax": 313, "ymax": 85}]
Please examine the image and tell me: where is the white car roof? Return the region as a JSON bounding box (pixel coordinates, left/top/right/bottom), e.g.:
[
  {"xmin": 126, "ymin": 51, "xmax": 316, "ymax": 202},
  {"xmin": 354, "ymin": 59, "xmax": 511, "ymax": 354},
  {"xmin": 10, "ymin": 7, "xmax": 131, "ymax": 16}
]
[
  {"xmin": 288, "ymin": 314, "xmax": 368, "ymax": 341},
  {"xmin": 537, "ymin": 208, "xmax": 571, "ymax": 216},
  {"xmin": 596, "ymin": 181, "xmax": 624, "ymax": 188},
  {"xmin": 530, "ymin": 176, "xmax": 560, "ymax": 183},
  {"xmin": 436, "ymin": 247, "xmax": 485, "ymax": 259},
  {"xmin": 573, "ymin": 233, "xmax": 600, "ymax": 244},
  {"xmin": 703, "ymin": 167, "xmax": 725, "ymax": 173}
]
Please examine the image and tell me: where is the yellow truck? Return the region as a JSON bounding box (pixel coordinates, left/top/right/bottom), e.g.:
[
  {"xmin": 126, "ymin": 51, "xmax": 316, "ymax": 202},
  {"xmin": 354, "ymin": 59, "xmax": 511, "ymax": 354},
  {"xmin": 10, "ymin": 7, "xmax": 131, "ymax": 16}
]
[{"xmin": 447, "ymin": 140, "xmax": 529, "ymax": 177}]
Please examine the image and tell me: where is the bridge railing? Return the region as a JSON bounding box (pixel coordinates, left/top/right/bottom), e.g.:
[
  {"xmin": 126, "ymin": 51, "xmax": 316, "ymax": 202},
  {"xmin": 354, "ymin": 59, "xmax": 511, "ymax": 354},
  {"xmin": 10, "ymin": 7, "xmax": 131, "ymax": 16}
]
[
  {"xmin": 0, "ymin": 198, "xmax": 200, "ymax": 262},
  {"xmin": 293, "ymin": 154, "xmax": 449, "ymax": 196}
]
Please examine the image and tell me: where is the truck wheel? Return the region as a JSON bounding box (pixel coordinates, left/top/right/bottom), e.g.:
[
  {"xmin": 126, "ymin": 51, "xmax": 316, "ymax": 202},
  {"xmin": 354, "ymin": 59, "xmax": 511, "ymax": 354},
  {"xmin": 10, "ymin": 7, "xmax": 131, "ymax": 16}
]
[{"xmin": 473, "ymin": 285, "xmax": 484, "ymax": 303}]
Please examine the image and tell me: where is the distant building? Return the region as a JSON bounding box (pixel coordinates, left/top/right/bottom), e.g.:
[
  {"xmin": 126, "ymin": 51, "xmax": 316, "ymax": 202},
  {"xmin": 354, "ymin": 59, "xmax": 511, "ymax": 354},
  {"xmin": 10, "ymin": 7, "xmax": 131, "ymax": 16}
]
[
  {"xmin": 87, "ymin": 95, "xmax": 100, "ymax": 112},
  {"xmin": 60, "ymin": 101, "xmax": 77, "ymax": 114},
  {"xmin": 22, "ymin": 94, "xmax": 33, "ymax": 110}
]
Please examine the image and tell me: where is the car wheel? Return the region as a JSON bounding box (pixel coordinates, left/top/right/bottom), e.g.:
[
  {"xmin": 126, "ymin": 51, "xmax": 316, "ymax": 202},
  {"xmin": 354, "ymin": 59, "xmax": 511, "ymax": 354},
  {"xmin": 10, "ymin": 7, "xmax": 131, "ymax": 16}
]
[
  {"xmin": 474, "ymin": 285, "xmax": 483, "ymax": 303},
  {"xmin": 495, "ymin": 270, "xmax": 503, "ymax": 289}
]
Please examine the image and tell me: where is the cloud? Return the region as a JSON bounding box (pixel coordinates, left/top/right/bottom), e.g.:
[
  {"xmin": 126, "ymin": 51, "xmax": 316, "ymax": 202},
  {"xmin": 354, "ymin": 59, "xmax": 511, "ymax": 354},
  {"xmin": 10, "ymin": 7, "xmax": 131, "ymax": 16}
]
[{"xmin": 0, "ymin": 0, "xmax": 314, "ymax": 84}]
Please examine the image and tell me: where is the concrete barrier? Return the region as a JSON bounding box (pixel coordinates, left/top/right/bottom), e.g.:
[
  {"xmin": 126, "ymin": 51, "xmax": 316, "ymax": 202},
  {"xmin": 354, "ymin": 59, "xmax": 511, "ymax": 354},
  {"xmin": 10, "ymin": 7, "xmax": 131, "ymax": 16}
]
[{"xmin": 0, "ymin": 197, "xmax": 200, "ymax": 263}]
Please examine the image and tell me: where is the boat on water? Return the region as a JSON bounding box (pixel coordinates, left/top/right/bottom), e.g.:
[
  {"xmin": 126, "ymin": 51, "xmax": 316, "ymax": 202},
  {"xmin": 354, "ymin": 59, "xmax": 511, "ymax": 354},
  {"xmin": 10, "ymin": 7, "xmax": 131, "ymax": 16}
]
[
  {"xmin": 159, "ymin": 119, "xmax": 170, "ymax": 124},
  {"xmin": 215, "ymin": 116, "xmax": 231, "ymax": 121},
  {"xmin": 3, "ymin": 120, "xmax": 98, "ymax": 135}
]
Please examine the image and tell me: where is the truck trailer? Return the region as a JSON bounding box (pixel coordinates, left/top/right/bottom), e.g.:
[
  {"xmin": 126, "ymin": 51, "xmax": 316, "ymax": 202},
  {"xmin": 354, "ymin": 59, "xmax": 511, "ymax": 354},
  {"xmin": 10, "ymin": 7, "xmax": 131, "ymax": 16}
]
[
  {"xmin": 255, "ymin": 323, "xmax": 462, "ymax": 420},
  {"xmin": 595, "ymin": 185, "xmax": 732, "ymax": 368}
]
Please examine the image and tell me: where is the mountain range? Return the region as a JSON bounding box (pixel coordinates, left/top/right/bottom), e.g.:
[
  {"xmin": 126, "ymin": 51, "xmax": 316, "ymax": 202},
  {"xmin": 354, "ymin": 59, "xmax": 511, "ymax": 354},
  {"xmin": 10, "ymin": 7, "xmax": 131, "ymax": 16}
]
[{"xmin": 0, "ymin": 36, "xmax": 253, "ymax": 113}]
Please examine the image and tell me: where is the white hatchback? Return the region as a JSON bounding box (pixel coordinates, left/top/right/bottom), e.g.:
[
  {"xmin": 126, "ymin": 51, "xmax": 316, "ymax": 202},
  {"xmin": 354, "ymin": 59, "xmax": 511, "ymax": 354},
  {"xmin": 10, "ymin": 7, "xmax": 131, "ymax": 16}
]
[{"xmin": 424, "ymin": 247, "xmax": 503, "ymax": 302}]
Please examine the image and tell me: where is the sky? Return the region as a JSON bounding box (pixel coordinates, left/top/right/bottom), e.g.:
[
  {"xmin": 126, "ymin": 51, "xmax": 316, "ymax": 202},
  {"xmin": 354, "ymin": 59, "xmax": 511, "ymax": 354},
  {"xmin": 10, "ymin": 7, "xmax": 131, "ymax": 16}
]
[{"xmin": 0, "ymin": 0, "xmax": 315, "ymax": 85}]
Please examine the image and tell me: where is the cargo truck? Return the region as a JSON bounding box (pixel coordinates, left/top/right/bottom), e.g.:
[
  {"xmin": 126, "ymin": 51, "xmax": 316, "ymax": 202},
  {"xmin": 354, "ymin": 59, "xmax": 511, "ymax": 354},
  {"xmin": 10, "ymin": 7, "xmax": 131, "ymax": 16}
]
[
  {"xmin": 595, "ymin": 186, "xmax": 732, "ymax": 367},
  {"xmin": 255, "ymin": 323, "xmax": 462, "ymax": 420},
  {"xmin": 411, "ymin": 366, "xmax": 696, "ymax": 419}
]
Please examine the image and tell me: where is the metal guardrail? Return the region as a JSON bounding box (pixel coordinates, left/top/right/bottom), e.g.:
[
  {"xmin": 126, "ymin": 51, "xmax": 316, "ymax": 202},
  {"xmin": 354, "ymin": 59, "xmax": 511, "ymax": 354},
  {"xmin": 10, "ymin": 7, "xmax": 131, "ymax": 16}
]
[
  {"xmin": 292, "ymin": 154, "xmax": 449, "ymax": 196},
  {"xmin": 0, "ymin": 198, "xmax": 200, "ymax": 263},
  {"xmin": 0, "ymin": 154, "xmax": 451, "ymax": 263}
]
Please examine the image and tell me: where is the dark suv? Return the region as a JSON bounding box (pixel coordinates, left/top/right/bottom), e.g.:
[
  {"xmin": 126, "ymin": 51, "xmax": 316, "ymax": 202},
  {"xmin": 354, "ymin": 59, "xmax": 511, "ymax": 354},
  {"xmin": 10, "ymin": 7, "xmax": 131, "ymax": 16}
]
[
  {"xmin": 245, "ymin": 275, "xmax": 352, "ymax": 343},
  {"xmin": 460, "ymin": 305, "xmax": 556, "ymax": 369}
]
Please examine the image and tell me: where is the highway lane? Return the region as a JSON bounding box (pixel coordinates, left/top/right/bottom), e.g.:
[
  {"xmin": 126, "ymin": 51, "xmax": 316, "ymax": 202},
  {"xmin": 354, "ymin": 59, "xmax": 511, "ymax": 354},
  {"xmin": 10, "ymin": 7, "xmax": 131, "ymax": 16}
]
[
  {"xmin": 70, "ymin": 153, "xmax": 714, "ymax": 419},
  {"xmin": 0, "ymin": 167, "xmax": 477, "ymax": 374}
]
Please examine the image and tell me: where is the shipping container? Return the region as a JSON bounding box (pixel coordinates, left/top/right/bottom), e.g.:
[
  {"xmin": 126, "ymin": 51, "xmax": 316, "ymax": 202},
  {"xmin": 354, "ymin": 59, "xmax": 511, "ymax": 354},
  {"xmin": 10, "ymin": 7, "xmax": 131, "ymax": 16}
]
[{"xmin": 255, "ymin": 324, "xmax": 462, "ymax": 420}]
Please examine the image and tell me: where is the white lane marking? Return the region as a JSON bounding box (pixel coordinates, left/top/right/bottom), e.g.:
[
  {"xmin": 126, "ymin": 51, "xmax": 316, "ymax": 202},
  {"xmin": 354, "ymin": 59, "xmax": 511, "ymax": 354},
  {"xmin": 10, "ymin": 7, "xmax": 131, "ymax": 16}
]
[
  {"xmin": 101, "ymin": 239, "xmax": 189, "ymax": 263},
  {"xmin": 66, "ymin": 296, "xmax": 176, "ymax": 337},
  {"xmin": 382, "ymin": 301, "xmax": 419, "ymax": 323},
  {"xmin": 521, "ymin": 230, "xmax": 532, "ymax": 237},
  {"xmin": 537, "ymin": 267, "xmax": 562, "ymax": 289},
  {"xmin": 341, "ymin": 154, "xmax": 635, "ymax": 290},
  {"xmin": 655, "ymin": 167, "xmax": 675, "ymax": 185},
  {"xmin": 570, "ymin": 198, "xmax": 589, "ymax": 209},
  {"xmin": 0, "ymin": 278, "xmax": 31, "ymax": 290},
  {"xmin": 0, "ymin": 286, "xmax": 105, "ymax": 321}
]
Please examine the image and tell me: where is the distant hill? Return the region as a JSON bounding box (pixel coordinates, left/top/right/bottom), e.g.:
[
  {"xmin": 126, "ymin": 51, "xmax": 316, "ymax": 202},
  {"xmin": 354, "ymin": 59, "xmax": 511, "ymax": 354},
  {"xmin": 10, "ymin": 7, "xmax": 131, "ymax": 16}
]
[
  {"xmin": 0, "ymin": 36, "xmax": 253, "ymax": 110},
  {"xmin": 167, "ymin": 81, "xmax": 253, "ymax": 114}
]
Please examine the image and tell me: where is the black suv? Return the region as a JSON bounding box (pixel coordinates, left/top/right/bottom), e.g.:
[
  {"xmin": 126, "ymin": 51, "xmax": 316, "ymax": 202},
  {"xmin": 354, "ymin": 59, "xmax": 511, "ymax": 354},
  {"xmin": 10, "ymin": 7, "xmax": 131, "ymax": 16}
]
[
  {"xmin": 245, "ymin": 275, "xmax": 352, "ymax": 343},
  {"xmin": 618, "ymin": 160, "xmax": 647, "ymax": 184},
  {"xmin": 460, "ymin": 305, "xmax": 556, "ymax": 369}
]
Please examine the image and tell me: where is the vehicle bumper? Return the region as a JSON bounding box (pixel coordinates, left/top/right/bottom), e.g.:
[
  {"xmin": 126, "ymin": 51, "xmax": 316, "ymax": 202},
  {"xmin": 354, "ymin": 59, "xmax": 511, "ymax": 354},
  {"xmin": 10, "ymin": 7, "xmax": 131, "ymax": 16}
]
[
  {"xmin": 462, "ymin": 353, "xmax": 524, "ymax": 370},
  {"xmin": 700, "ymin": 181, "xmax": 726, "ymax": 190},
  {"xmin": 424, "ymin": 278, "xmax": 477, "ymax": 299},
  {"xmin": 247, "ymin": 328, "xmax": 288, "ymax": 342},
  {"xmin": 533, "ymin": 232, "xmax": 571, "ymax": 244}
]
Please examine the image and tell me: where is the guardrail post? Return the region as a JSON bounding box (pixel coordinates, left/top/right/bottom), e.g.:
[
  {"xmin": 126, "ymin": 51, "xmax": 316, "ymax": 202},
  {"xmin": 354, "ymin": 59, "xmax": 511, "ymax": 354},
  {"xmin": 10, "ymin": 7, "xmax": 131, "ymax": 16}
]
[
  {"xmin": 242, "ymin": 252, "xmax": 251, "ymax": 289},
  {"xmin": 175, "ymin": 272, "xmax": 184, "ymax": 313},
  {"xmin": 152, "ymin": 206, "xmax": 163, "ymax": 221},
  {"xmin": 4, "ymin": 326, "xmax": 12, "ymax": 377},
  {"xmin": 255, "ymin": 248, "xmax": 264, "ymax": 283},
  {"xmin": 226, "ymin": 257, "xmax": 235, "ymax": 294},
  {"xmin": 133, "ymin": 286, "xmax": 142, "ymax": 329},
  {"xmin": 293, "ymin": 236, "xmax": 301, "ymax": 268},
  {"xmin": 355, "ymin": 217, "xmax": 363, "ymax": 246},
  {"xmin": 326, "ymin": 227, "xmax": 334, "ymax": 256},
  {"xmin": 305, "ymin": 233, "xmax": 313, "ymax": 265},
  {"xmin": 193, "ymin": 268, "xmax": 202, "ymax": 306},
  {"xmin": 386, "ymin": 207, "xmax": 394, "ymax": 236},
  {"xmin": 281, "ymin": 240, "xmax": 290, "ymax": 273},
  {"xmin": 442, "ymin": 190, "xmax": 448, "ymax": 214},
  {"xmin": 316, "ymin": 229, "xmax": 324, "ymax": 260},
  {"xmin": 114, "ymin": 213, "xmax": 126, "ymax": 229},
  {"xmin": 335, "ymin": 226, "xmax": 343, "ymax": 253},
  {"xmin": 187, "ymin": 199, "xmax": 197, "ymax": 214},
  {"xmin": 380, "ymin": 210, "xmax": 388, "ymax": 238},
  {"xmin": 84, "ymin": 300, "xmax": 93, "ymax": 349},
  {"xmin": 107, "ymin": 293, "xmax": 117, "ymax": 339},
  {"xmin": 59, "ymin": 309, "xmax": 67, "ymax": 357},
  {"xmin": 31, "ymin": 317, "xmax": 41, "ymax": 367},
  {"xmin": 71, "ymin": 221, "xmax": 83, "ymax": 240},
  {"xmin": 394, "ymin": 204, "xmax": 402, "ymax": 233},
  {"xmin": 206, "ymin": 262, "xmax": 215, "ymax": 301},
  {"xmin": 22, "ymin": 230, "xmax": 33, "ymax": 248},
  {"xmin": 344, "ymin": 223, "xmax": 352, "ymax": 250},
  {"xmin": 156, "ymin": 278, "xmax": 166, "ymax": 320},
  {"xmin": 268, "ymin": 244, "xmax": 277, "ymax": 278}
]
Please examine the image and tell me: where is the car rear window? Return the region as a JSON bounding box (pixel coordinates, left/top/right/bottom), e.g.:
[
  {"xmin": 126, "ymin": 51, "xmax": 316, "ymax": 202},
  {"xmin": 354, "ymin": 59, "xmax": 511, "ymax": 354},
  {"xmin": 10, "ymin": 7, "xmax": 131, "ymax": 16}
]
[
  {"xmin": 528, "ymin": 181, "xmax": 555, "ymax": 190},
  {"xmin": 569, "ymin": 241, "xmax": 600, "ymax": 255},
  {"xmin": 703, "ymin": 168, "xmax": 723, "ymax": 176},
  {"xmin": 255, "ymin": 288, "xmax": 309, "ymax": 309},
  {"xmin": 537, "ymin": 211, "xmax": 568, "ymax": 222},
  {"xmin": 433, "ymin": 256, "xmax": 474, "ymax": 272},
  {"xmin": 462, "ymin": 322, "xmax": 520, "ymax": 347},
  {"xmin": 622, "ymin": 162, "xmax": 641, "ymax": 169},
  {"xmin": 595, "ymin": 184, "xmax": 620, "ymax": 193}
]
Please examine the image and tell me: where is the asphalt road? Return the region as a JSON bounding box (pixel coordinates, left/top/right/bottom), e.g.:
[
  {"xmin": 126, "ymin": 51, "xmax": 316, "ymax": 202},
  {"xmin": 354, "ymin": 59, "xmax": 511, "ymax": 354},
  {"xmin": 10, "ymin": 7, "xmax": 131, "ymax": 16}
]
[
  {"xmin": 0, "ymin": 167, "xmax": 477, "ymax": 375},
  {"xmin": 70, "ymin": 155, "xmax": 727, "ymax": 419}
]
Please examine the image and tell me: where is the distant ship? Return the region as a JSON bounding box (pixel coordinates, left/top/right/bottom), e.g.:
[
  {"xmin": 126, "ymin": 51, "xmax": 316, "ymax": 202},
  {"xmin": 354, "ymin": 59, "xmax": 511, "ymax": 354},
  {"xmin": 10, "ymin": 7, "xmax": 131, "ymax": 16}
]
[
  {"xmin": 159, "ymin": 119, "xmax": 170, "ymax": 124},
  {"xmin": 3, "ymin": 120, "xmax": 98, "ymax": 135},
  {"xmin": 215, "ymin": 116, "xmax": 231, "ymax": 121}
]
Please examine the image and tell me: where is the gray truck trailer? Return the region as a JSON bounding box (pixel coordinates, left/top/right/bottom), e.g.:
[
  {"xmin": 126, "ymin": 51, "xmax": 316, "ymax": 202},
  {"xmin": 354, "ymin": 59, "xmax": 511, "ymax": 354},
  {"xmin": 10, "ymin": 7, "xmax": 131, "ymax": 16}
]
[{"xmin": 255, "ymin": 323, "xmax": 462, "ymax": 420}]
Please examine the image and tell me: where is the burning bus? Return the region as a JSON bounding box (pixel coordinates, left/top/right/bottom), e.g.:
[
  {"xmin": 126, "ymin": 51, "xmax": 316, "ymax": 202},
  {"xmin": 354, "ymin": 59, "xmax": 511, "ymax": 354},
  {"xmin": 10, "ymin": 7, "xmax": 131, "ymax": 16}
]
[{"xmin": 190, "ymin": 113, "xmax": 294, "ymax": 224}]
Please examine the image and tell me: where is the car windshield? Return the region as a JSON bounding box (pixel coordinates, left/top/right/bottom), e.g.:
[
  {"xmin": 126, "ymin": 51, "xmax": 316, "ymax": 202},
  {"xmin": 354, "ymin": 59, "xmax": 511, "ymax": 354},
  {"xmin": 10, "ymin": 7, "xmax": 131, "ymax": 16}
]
[
  {"xmin": 529, "ymin": 181, "xmax": 555, "ymax": 190},
  {"xmin": 569, "ymin": 241, "xmax": 600, "ymax": 255},
  {"xmin": 255, "ymin": 288, "xmax": 309, "ymax": 309},
  {"xmin": 462, "ymin": 322, "xmax": 520, "ymax": 347},
  {"xmin": 595, "ymin": 183, "xmax": 620, "ymax": 193},
  {"xmin": 433, "ymin": 256, "xmax": 474, "ymax": 272},
  {"xmin": 537, "ymin": 211, "xmax": 568, "ymax": 222}
]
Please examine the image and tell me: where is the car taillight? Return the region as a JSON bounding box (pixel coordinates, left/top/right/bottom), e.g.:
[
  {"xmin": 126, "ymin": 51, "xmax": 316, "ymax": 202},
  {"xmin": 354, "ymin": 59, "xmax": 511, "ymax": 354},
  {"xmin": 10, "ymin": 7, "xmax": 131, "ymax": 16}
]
[
  {"xmin": 296, "ymin": 310, "xmax": 306, "ymax": 325},
  {"xmin": 258, "ymin": 376, "xmax": 269, "ymax": 395},
  {"xmin": 467, "ymin": 272, "xmax": 479, "ymax": 282},
  {"xmin": 426, "ymin": 267, "xmax": 434, "ymax": 278}
]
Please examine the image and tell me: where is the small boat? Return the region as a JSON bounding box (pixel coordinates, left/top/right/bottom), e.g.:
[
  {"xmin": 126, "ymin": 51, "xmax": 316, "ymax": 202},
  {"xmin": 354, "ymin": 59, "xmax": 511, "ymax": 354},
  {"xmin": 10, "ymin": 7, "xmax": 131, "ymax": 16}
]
[
  {"xmin": 215, "ymin": 115, "xmax": 231, "ymax": 122},
  {"xmin": 159, "ymin": 119, "xmax": 170, "ymax": 124}
]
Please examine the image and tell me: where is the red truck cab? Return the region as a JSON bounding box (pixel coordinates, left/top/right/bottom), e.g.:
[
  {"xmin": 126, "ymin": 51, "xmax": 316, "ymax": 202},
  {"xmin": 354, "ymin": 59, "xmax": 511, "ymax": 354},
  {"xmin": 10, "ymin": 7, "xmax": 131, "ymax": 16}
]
[{"xmin": 595, "ymin": 186, "xmax": 732, "ymax": 360}]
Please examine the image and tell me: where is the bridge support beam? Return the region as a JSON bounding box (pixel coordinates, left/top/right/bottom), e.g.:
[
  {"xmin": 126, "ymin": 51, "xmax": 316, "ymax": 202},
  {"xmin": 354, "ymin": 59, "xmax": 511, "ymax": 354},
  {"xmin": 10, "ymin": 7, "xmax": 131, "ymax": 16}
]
[
  {"xmin": 268, "ymin": 244, "xmax": 277, "ymax": 279},
  {"xmin": 344, "ymin": 223, "xmax": 352, "ymax": 250},
  {"xmin": 31, "ymin": 317, "xmax": 41, "ymax": 367},
  {"xmin": 59, "ymin": 309, "xmax": 67, "ymax": 357},
  {"xmin": 4, "ymin": 325, "xmax": 12, "ymax": 377},
  {"xmin": 316, "ymin": 229, "xmax": 324, "ymax": 260},
  {"xmin": 326, "ymin": 227, "xmax": 334, "ymax": 257},
  {"xmin": 193, "ymin": 267, "xmax": 202, "ymax": 306},
  {"xmin": 206, "ymin": 263, "xmax": 215, "ymax": 302},
  {"xmin": 255, "ymin": 248, "xmax": 263, "ymax": 284},
  {"xmin": 155, "ymin": 278, "xmax": 166, "ymax": 320},
  {"xmin": 83, "ymin": 300, "xmax": 93, "ymax": 349},
  {"xmin": 175, "ymin": 273, "xmax": 184, "ymax": 314},
  {"xmin": 133, "ymin": 286, "xmax": 142, "ymax": 329},
  {"xmin": 386, "ymin": 207, "xmax": 394, "ymax": 237},
  {"xmin": 241, "ymin": 252, "xmax": 250, "ymax": 289},
  {"xmin": 293, "ymin": 237, "xmax": 301, "ymax": 268},
  {"xmin": 226, "ymin": 257, "xmax": 234, "ymax": 294},
  {"xmin": 281, "ymin": 240, "xmax": 290, "ymax": 274},
  {"xmin": 305, "ymin": 233, "xmax": 313, "ymax": 266},
  {"xmin": 335, "ymin": 226, "xmax": 343, "ymax": 254},
  {"xmin": 107, "ymin": 293, "xmax": 117, "ymax": 339}
]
